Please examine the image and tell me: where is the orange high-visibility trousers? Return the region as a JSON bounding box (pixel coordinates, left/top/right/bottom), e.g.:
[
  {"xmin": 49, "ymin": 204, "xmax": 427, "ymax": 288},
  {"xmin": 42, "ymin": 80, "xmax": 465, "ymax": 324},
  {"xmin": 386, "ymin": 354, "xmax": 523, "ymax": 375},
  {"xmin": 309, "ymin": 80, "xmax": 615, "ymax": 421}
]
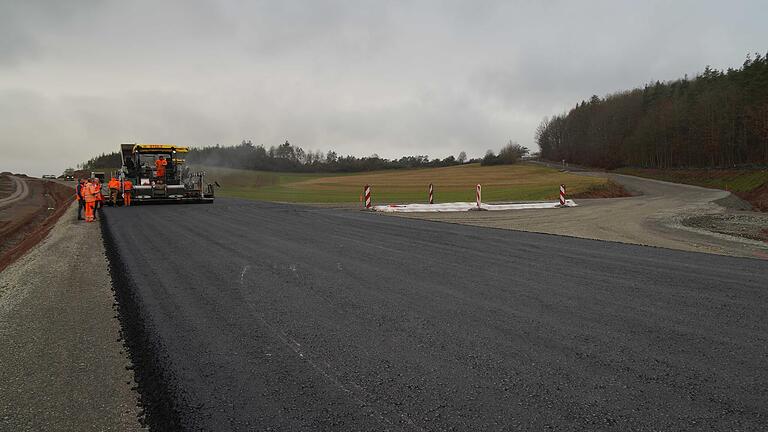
[
  {"xmin": 123, "ymin": 192, "xmax": 131, "ymax": 206},
  {"xmin": 85, "ymin": 201, "xmax": 95, "ymax": 222}
]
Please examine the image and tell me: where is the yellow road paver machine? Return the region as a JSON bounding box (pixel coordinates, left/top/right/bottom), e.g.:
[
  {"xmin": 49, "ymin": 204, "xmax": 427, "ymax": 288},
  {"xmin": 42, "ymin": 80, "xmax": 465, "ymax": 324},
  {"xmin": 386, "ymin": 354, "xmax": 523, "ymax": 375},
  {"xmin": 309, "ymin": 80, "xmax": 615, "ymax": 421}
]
[{"xmin": 119, "ymin": 143, "xmax": 215, "ymax": 204}]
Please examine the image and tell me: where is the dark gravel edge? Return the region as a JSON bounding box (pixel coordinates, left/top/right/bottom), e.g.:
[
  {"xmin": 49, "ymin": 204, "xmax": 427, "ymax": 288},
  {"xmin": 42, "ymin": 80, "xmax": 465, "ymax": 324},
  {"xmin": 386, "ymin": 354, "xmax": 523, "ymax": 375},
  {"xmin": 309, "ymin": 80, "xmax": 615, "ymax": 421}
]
[
  {"xmin": 714, "ymin": 193, "xmax": 754, "ymax": 211},
  {"xmin": 100, "ymin": 211, "xmax": 184, "ymax": 431},
  {"xmin": 681, "ymin": 213, "xmax": 768, "ymax": 242}
]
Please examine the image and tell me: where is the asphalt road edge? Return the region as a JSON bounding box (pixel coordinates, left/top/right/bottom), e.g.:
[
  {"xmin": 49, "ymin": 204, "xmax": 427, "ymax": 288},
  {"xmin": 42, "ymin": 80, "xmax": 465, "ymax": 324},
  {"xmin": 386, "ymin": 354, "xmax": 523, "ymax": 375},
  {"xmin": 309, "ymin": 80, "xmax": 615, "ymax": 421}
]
[{"xmin": 100, "ymin": 210, "xmax": 185, "ymax": 431}]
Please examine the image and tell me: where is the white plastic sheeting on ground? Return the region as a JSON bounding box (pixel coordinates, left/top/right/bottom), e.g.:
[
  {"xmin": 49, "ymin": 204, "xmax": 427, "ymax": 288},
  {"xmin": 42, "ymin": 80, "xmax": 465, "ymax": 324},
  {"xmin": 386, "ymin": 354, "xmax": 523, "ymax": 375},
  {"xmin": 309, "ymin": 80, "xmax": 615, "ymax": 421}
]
[{"xmin": 372, "ymin": 200, "xmax": 577, "ymax": 212}]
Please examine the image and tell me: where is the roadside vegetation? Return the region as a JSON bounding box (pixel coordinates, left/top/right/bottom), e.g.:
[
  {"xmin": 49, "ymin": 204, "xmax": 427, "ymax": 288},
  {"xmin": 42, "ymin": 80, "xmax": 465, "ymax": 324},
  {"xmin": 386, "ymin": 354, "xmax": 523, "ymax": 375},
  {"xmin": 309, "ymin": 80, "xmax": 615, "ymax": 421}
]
[{"xmin": 204, "ymin": 163, "xmax": 615, "ymax": 204}]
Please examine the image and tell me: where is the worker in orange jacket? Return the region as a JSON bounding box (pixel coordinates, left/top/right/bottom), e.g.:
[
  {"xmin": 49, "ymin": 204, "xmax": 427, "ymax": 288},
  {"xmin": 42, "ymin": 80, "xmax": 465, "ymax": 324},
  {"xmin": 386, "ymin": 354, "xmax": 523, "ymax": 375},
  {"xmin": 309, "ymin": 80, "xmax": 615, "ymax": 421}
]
[
  {"xmin": 83, "ymin": 179, "xmax": 98, "ymax": 222},
  {"xmin": 108, "ymin": 177, "xmax": 120, "ymax": 205},
  {"xmin": 122, "ymin": 178, "xmax": 133, "ymax": 206},
  {"xmin": 155, "ymin": 156, "xmax": 167, "ymax": 182}
]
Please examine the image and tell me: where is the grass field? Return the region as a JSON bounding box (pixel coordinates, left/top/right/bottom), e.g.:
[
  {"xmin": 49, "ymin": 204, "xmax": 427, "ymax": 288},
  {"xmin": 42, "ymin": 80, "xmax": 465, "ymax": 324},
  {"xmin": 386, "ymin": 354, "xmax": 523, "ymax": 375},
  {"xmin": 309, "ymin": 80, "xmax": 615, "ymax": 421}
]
[{"xmin": 203, "ymin": 163, "xmax": 609, "ymax": 204}]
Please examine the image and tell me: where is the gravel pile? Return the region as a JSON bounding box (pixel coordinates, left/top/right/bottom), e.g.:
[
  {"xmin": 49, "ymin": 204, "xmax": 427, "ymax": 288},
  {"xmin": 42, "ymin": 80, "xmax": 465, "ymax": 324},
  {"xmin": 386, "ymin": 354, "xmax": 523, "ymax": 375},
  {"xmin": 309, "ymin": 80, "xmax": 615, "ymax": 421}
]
[{"xmin": 682, "ymin": 213, "xmax": 768, "ymax": 242}]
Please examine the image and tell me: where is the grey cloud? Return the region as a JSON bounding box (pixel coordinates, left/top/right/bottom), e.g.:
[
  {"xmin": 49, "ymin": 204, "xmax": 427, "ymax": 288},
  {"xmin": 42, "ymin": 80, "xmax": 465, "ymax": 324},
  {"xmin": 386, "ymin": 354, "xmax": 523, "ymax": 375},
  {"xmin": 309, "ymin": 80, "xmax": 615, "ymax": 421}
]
[
  {"xmin": 0, "ymin": 0, "xmax": 766, "ymax": 177},
  {"xmin": 0, "ymin": 4, "xmax": 41, "ymax": 66},
  {"xmin": 0, "ymin": 32, "xmax": 38, "ymax": 67},
  {"xmin": 0, "ymin": 0, "xmax": 104, "ymax": 66}
]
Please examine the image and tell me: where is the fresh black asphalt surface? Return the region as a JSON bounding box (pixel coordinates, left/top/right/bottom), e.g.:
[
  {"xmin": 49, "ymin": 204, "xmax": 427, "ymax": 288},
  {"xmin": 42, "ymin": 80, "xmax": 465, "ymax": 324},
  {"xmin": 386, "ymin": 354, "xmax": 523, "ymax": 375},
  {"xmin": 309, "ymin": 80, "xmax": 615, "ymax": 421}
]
[{"xmin": 101, "ymin": 198, "xmax": 768, "ymax": 431}]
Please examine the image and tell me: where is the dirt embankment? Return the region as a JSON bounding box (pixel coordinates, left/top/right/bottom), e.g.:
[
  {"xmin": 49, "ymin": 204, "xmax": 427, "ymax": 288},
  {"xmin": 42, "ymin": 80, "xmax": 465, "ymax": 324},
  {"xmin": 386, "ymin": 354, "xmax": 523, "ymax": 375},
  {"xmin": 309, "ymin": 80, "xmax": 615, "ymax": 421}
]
[
  {"xmin": 0, "ymin": 176, "xmax": 74, "ymax": 272},
  {"xmin": 737, "ymin": 182, "xmax": 768, "ymax": 212},
  {"xmin": 568, "ymin": 179, "xmax": 632, "ymax": 199}
]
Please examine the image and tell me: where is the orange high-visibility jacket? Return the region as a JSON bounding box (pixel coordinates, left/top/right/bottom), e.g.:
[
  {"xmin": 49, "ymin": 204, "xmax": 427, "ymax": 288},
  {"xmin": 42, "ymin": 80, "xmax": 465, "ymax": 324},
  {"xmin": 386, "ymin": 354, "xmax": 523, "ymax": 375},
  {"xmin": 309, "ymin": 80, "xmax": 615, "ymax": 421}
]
[
  {"xmin": 108, "ymin": 178, "xmax": 120, "ymax": 189},
  {"xmin": 94, "ymin": 182, "xmax": 104, "ymax": 201},
  {"xmin": 83, "ymin": 183, "xmax": 98, "ymax": 203},
  {"xmin": 155, "ymin": 158, "xmax": 167, "ymax": 173},
  {"xmin": 122, "ymin": 180, "xmax": 133, "ymax": 190}
]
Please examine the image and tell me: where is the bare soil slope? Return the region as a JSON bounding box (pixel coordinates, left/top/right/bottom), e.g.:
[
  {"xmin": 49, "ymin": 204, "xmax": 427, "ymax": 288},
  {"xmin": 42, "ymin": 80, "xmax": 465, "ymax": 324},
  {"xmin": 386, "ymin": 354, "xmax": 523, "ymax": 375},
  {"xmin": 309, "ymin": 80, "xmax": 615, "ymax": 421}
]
[{"xmin": 0, "ymin": 177, "xmax": 73, "ymax": 271}]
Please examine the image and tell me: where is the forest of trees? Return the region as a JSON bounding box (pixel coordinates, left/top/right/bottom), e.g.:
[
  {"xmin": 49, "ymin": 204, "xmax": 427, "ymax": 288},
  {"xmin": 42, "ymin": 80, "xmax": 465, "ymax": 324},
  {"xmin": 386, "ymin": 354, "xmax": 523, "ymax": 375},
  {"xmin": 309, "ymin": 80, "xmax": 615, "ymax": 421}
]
[
  {"xmin": 80, "ymin": 152, "xmax": 122, "ymax": 170},
  {"xmin": 536, "ymin": 53, "xmax": 768, "ymax": 169},
  {"xmin": 80, "ymin": 141, "xmax": 477, "ymax": 173}
]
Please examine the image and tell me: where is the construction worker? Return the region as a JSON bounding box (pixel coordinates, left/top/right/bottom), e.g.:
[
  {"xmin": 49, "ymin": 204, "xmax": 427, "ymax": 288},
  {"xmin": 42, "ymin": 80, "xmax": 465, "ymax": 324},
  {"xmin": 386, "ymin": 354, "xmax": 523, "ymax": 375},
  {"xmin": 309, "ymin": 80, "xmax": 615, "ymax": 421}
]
[
  {"xmin": 83, "ymin": 179, "xmax": 97, "ymax": 222},
  {"xmin": 155, "ymin": 156, "xmax": 167, "ymax": 182},
  {"xmin": 122, "ymin": 178, "xmax": 133, "ymax": 206},
  {"xmin": 76, "ymin": 178, "xmax": 86, "ymax": 220},
  {"xmin": 108, "ymin": 177, "xmax": 120, "ymax": 205},
  {"xmin": 94, "ymin": 178, "xmax": 104, "ymax": 218}
]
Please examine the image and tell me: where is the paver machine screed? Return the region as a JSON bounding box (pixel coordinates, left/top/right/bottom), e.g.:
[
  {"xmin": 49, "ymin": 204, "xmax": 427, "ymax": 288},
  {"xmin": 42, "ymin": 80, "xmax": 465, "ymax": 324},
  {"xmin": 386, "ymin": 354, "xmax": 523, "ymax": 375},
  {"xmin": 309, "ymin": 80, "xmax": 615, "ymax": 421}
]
[{"xmin": 119, "ymin": 143, "xmax": 215, "ymax": 204}]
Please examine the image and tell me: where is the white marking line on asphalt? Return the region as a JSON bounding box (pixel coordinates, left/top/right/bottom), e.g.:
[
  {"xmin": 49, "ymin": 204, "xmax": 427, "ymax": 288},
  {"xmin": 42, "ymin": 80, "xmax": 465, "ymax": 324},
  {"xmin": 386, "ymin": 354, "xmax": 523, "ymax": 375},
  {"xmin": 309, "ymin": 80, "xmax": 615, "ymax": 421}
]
[
  {"xmin": 234, "ymin": 262, "xmax": 422, "ymax": 430},
  {"xmin": 271, "ymin": 327, "xmax": 421, "ymax": 430},
  {"xmin": 239, "ymin": 265, "xmax": 249, "ymax": 285}
]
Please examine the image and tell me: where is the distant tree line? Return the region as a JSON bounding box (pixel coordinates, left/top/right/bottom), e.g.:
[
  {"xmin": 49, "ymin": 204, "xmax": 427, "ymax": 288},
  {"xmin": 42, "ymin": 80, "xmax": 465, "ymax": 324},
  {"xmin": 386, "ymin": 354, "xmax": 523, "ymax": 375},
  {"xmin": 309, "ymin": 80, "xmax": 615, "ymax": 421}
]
[
  {"xmin": 536, "ymin": 53, "xmax": 768, "ymax": 168},
  {"xmin": 80, "ymin": 142, "xmax": 479, "ymax": 172},
  {"xmin": 481, "ymin": 141, "xmax": 529, "ymax": 166},
  {"xmin": 187, "ymin": 141, "xmax": 478, "ymax": 172},
  {"xmin": 80, "ymin": 152, "xmax": 122, "ymax": 170}
]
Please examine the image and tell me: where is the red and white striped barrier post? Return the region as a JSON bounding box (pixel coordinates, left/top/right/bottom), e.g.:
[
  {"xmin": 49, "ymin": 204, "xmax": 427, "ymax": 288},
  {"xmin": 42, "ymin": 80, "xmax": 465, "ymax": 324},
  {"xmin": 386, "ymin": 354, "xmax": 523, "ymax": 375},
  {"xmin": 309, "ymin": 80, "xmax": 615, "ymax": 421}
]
[
  {"xmin": 364, "ymin": 184, "xmax": 372, "ymax": 209},
  {"xmin": 476, "ymin": 184, "xmax": 482, "ymax": 209},
  {"xmin": 559, "ymin": 184, "xmax": 566, "ymax": 206},
  {"xmin": 428, "ymin": 183, "xmax": 434, "ymax": 204}
]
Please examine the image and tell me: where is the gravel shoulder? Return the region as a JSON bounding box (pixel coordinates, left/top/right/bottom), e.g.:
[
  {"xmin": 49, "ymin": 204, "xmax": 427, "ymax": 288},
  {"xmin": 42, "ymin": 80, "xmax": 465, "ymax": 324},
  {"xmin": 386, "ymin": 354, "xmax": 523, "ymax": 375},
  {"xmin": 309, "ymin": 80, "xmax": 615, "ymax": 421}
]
[
  {"xmin": 393, "ymin": 172, "xmax": 768, "ymax": 259},
  {"xmin": 682, "ymin": 212, "xmax": 768, "ymax": 242},
  {"xmin": 0, "ymin": 203, "xmax": 144, "ymax": 431}
]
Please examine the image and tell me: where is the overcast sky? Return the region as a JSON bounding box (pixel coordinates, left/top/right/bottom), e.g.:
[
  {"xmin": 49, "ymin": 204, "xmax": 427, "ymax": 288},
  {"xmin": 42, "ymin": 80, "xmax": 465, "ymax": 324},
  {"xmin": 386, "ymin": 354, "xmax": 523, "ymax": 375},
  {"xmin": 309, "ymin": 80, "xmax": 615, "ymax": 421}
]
[{"xmin": 1, "ymin": 0, "xmax": 766, "ymax": 176}]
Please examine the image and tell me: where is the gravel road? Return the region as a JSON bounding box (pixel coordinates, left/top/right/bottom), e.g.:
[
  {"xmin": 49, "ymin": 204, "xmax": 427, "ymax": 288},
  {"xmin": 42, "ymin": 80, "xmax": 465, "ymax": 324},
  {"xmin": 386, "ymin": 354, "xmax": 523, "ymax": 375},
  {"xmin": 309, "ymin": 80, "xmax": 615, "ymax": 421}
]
[
  {"xmin": 395, "ymin": 173, "xmax": 768, "ymax": 259},
  {"xmin": 102, "ymin": 198, "xmax": 768, "ymax": 431},
  {"xmin": 0, "ymin": 175, "xmax": 30, "ymax": 209},
  {"xmin": 0, "ymin": 204, "xmax": 144, "ymax": 431}
]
